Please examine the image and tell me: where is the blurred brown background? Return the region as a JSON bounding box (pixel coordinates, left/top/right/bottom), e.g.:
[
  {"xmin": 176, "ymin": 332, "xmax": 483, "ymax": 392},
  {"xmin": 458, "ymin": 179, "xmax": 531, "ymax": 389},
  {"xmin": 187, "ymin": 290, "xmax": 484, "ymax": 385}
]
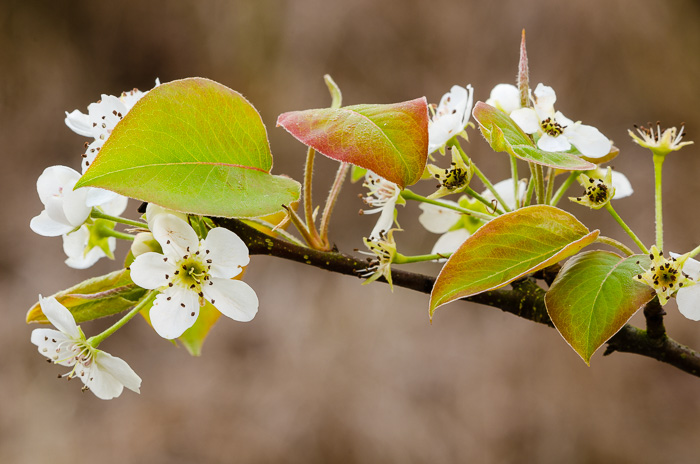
[{"xmin": 3, "ymin": 0, "xmax": 700, "ymax": 462}]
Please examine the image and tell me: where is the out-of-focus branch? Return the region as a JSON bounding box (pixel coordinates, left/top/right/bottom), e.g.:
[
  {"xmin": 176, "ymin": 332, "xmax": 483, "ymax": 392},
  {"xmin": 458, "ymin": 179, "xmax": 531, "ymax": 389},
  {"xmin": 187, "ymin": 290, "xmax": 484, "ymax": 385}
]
[{"xmin": 216, "ymin": 218, "xmax": 700, "ymax": 379}]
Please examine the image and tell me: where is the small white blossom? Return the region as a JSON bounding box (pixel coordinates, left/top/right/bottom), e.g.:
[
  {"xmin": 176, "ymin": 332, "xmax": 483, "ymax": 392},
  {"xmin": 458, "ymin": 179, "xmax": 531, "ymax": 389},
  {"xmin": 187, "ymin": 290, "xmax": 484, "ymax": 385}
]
[
  {"xmin": 418, "ymin": 201, "xmax": 470, "ymax": 257},
  {"xmin": 30, "ymin": 165, "xmax": 91, "ymax": 237},
  {"xmin": 31, "ymin": 296, "xmax": 141, "ymax": 400},
  {"xmin": 130, "ymin": 214, "xmax": 258, "ymax": 339},
  {"xmin": 510, "ymin": 83, "xmax": 612, "ymax": 159},
  {"xmin": 361, "ymin": 171, "xmax": 402, "ymax": 241},
  {"xmin": 428, "ymin": 85, "xmax": 474, "ymax": 154},
  {"xmin": 485, "ymin": 83, "xmax": 522, "ymax": 114},
  {"xmin": 482, "ymin": 178, "xmax": 528, "ymax": 211},
  {"xmin": 634, "ymin": 247, "xmax": 694, "ymax": 306},
  {"xmin": 63, "ymin": 225, "xmax": 116, "ymax": 269}
]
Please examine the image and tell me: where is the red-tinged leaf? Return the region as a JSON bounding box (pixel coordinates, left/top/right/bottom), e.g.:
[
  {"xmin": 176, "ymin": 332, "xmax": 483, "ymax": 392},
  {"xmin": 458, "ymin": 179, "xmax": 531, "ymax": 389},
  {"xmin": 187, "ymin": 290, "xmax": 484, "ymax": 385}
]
[
  {"xmin": 545, "ymin": 251, "xmax": 653, "ymax": 364},
  {"xmin": 277, "ymin": 98, "xmax": 429, "ymax": 188},
  {"xmin": 430, "ymin": 205, "xmax": 598, "ymax": 318},
  {"xmin": 472, "ymin": 102, "xmax": 596, "ymax": 171}
]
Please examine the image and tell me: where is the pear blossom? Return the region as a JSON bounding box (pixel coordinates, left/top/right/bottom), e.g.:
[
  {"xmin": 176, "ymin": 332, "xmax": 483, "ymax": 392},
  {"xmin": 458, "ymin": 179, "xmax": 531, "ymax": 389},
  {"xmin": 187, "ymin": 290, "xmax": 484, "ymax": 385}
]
[
  {"xmin": 510, "ymin": 83, "xmax": 612, "ymax": 159},
  {"xmin": 31, "ymin": 296, "xmax": 141, "ymax": 400},
  {"xmin": 485, "ymin": 83, "xmax": 522, "ymax": 114},
  {"xmin": 634, "ymin": 246, "xmax": 694, "ymax": 306},
  {"xmin": 361, "ymin": 171, "xmax": 402, "ymax": 241},
  {"xmin": 30, "ymin": 165, "xmax": 92, "ymax": 237},
  {"xmin": 426, "ymin": 148, "xmax": 474, "ymax": 199},
  {"xmin": 482, "ymin": 178, "xmax": 528, "ymax": 212},
  {"xmin": 628, "ymin": 122, "xmax": 693, "ymax": 158},
  {"xmin": 360, "ymin": 229, "xmax": 399, "ymax": 289},
  {"xmin": 418, "ymin": 201, "xmax": 471, "ymax": 257},
  {"xmin": 569, "ymin": 167, "xmax": 633, "ymax": 209},
  {"xmin": 63, "ymin": 224, "xmax": 117, "ymax": 269},
  {"xmin": 428, "ymin": 84, "xmax": 474, "ymax": 154},
  {"xmin": 130, "ymin": 214, "xmax": 258, "ymax": 339}
]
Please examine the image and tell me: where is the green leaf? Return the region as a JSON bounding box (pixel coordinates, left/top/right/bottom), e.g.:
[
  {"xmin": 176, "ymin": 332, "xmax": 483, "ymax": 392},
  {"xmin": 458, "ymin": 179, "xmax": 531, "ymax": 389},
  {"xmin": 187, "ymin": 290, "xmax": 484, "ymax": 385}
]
[
  {"xmin": 177, "ymin": 302, "xmax": 222, "ymax": 356},
  {"xmin": 351, "ymin": 165, "xmax": 368, "ymax": 183},
  {"xmin": 277, "ymin": 98, "xmax": 429, "ymax": 188},
  {"xmin": 76, "ymin": 78, "xmax": 300, "ymax": 218},
  {"xmin": 430, "ymin": 205, "xmax": 599, "ymax": 318},
  {"xmin": 544, "ymin": 251, "xmax": 653, "ymax": 364},
  {"xmin": 472, "ymin": 102, "xmax": 596, "ymax": 171},
  {"xmin": 26, "ymin": 269, "xmax": 147, "ymax": 324}
]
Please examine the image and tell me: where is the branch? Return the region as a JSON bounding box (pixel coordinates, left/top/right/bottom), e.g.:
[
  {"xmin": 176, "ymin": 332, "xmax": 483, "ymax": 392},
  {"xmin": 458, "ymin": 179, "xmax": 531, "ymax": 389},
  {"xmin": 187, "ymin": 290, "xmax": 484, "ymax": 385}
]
[{"xmin": 216, "ymin": 218, "xmax": 700, "ymax": 378}]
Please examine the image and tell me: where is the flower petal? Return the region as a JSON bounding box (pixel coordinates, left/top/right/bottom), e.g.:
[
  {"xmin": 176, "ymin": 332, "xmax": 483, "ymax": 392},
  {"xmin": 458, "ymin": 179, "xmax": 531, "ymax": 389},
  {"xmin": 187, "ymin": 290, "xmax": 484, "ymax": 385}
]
[
  {"xmin": 203, "ymin": 278, "xmax": 259, "ymax": 322},
  {"xmin": 30, "ymin": 210, "xmax": 74, "ymax": 237},
  {"xmin": 31, "ymin": 328, "xmax": 76, "ymax": 366},
  {"xmin": 610, "ymin": 170, "xmax": 633, "ymax": 199},
  {"xmin": 509, "ymin": 108, "xmax": 540, "ymax": 134},
  {"xmin": 369, "ymin": 194, "xmax": 398, "ymax": 241},
  {"xmin": 38, "ymin": 296, "xmax": 81, "ymax": 339},
  {"xmin": 486, "ymin": 84, "xmax": 521, "ymax": 114},
  {"xmin": 676, "ymin": 284, "xmax": 700, "ymax": 321},
  {"xmin": 418, "ymin": 201, "xmax": 461, "ymax": 234},
  {"xmin": 564, "ymin": 124, "xmax": 611, "ymax": 159},
  {"xmin": 532, "ymin": 83, "xmax": 556, "ymax": 118},
  {"xmin": 152, "ymin": 214, "xmax": 199, "ymax": 259},
  {"xmin": 64, "ymin": 110, "xmax": 94, "ymax": 137},
  {"xmin": 130, "ymin": 252, "xmax": 174, "ymax": 289},
  {"xmin": 36, "ymin": 165, "xmax": 81, "ymax": 206},
  {"xmin": 537, "ymin": 133, "xmax": 572, "ymax": 153},
  {"xmin": 203, "ymin": 228, "xmax": 250, "ymax": 279},
  {"xmin": 431, "ymin": 228, "xmax": 471, "ymax": 257},
  {"xmin": 149, "ymin": 287, "xmax": 200, "ymax": 339},
  {"xmin": 94, "ymin": 351, "xmax": 141, "ymax": 393},
  {"xmin": 62, "ymin": 188, "xmax": 92, "ymax": 227},
  {"xmin": 483, "ymin": 179, "xmax": 527, "ymax": 211}
]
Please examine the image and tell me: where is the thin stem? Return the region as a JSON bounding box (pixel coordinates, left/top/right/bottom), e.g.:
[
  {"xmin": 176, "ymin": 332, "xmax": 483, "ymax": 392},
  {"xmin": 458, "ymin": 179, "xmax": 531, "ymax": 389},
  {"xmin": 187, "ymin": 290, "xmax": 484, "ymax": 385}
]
[
  {"xmin": 401, "ymin": 189, "xmax": 494, "ymax": 222},
  {"xmin": 452, "ymin": 142, "xmax": 511, "ymax": 212},
  {"xmin": 88, "ymin": 291, "xmax": 157, "ymax": 348},
  {"xmin": 653, "ymin": 154, "xmax": 665, "ymax": 250},
  {"xmin": 604, "ymin": 203, "xmax": 648, "ymax": 254},
  {"xmin": 241, "ymin": 218, "xmax": 306, "ymax": 247},
  {"xmin": 90, "ymin": 210, "xmax": 147, "ymax": 228},
  {"xmin": 319, "ymin": 162, "xmax": 350, "ymax": 242},
  {"xmin": 510, "ymin": 156, "xmax": 520, "ymax": 209},
  {"xmin": 688, "ymin": 243, "xmax": 700, "ymax": 259},
  {"xmin": 523, "ymin": 175, "xmax": 535, "ymax": 207},
  {"xmin": 99, "ymin": 227, "xmax": 135, "ymax": 241},
  {"xmin": 303, "ymin": 146, "xmax": 317, "ymax": 230},
  {"xmin": 550, "ymin": 171, "xmax": 580, "ymax": 206},
  {"xmin": 464, "ymin": 187, "xmax": 504, "ymax": 215},
  {"xmin": 284, "ymin": 205, "xmax": 320, "ymax": 249},
  {"xmin": 595, "ymin": 236, "xmax": 634, "ymax": 256},
  {"xmin": 544, "ymin": 167, "xmax": 555, "ymax": 205},
  {"xmin": 394, "ymin": 252, "xmax": 451, "ymax": 264},
  {"xmin": 531, "ymin": 163, "xmax": 545, "ymax": 204}
]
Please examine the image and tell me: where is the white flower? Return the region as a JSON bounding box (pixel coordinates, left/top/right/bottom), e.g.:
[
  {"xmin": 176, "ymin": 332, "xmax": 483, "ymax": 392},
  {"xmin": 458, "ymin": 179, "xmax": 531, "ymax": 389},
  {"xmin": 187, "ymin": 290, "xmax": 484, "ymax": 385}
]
[
  {"xmin": 418, "ymin": 201, "xmax": 470, "ymax": 256},
  {"xmin": 510, "ymin": 83, "xmax": 612, "ymax": 159},
  {"xmin": 63, "ymin": 225, "xmax": 116, "ymax": 269},
  {"xmin": 482, "ymin": 178, "xmax": 528, "ymax": 211},
  {"xmin": 428, "ymin": 85, "xmax": 474, "ymax": 154},
  {"xmin": 485, "ymin": 83, "xmax": 522, "ymax": 114},
  {"xmin": 31, "ymin": 296, "xmax": 141, "ymax": 400},
  {"xmin": 634, "ymin": 247, "xmax": 694, "ymax": 306},
  {"xmin": 674, "ymin": 254, "xmax": 700, "ymax": 320},
  {"xmin": 130, "ymin": 214, "xmax": 258, "ymax": 339},
  {"xmin": 30, "ymin": 165, "xmax": 91, "ymax": 237},
  {"xmin": 361, "ymin": 171, "xmax": 402, "ymax": 241},
  {"xmin": 360, "ymin": 229, "xmax": 399, "ymax": 289}
]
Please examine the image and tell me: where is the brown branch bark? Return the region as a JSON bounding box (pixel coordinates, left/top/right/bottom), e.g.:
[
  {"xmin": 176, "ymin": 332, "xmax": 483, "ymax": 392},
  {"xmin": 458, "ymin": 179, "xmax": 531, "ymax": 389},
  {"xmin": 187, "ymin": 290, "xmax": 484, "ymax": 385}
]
[{"xmin": 216, "ymin": 218, "xmax": 700, "ymax": 378}]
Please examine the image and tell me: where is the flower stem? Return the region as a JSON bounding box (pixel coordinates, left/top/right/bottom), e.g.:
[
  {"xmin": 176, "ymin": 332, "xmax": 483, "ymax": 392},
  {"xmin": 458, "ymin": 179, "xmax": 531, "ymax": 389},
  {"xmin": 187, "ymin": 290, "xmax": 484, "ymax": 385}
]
[
  {"xmin": 687, "ymin": 243, "xmax": 700, "ymax": 260},
  {"xmin": 510, "ymin": 156, "xmax": 520, "ymax": 209},
  {"xmin": 241, "ymin": 218, "xmax": 306, "ymax": 247},
  {"xmin": 464, "ymin": 187, "xmax": 504, "ymax": 215},
  {"xmin": 604, "ymin": 203, "xmax": 648, "ymax": 254},
  {"xmin": 653, "ymin": 154, "xmax": 665, "ymax": 251},
  {"xmin": 544, "ymin": 167, "xmax": 555, "ymax": 205},
  {"xmin": 595, "ymin": 236, "xmax": 634, "ymax": 256},
  {"xmin": 394, "ymin": 252, "xmax": 452, "ymax": 264},
  {"xmin": 550, "ymin": 171, "xmax": 579, "ymax": 206},
  {"xmin": 88, "ymin": 291, "xmax": 157, "ymax": 348},
  {"xmin": 98, "ymin": 227, "xmax": 135, "ymax": 241},
  {"xmin": 401, "ymin": 189, "xmax": 494, "ymax": 222},
  {"xmin": 303, "ymin": 146, "xmax": 317, "ymax": 229},
  {"xmin": 453, "ymin": 143, "xmax": 511, "ymax": 213},
  {"xmin": 90, "ymin": 210, "xmax": 147, "ymax": 228},
  {"xmin": 523, "ymin": 175, "xmax": 535, "ymax": 207},
  {"xmin": 319, "ymin": 162, "xmax": 350, "ymax": 243},
  {"xmin": 529, "ymin": 162, "xmax": 545, "ymax": 204}
]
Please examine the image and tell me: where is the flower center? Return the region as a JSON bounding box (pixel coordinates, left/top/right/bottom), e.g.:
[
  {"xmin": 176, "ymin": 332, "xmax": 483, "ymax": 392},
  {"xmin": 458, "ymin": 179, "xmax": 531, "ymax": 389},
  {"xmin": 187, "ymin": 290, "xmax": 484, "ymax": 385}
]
[
  {"xmin": 540, "ymin": 117, "xmax": 565, "ymax": 136},
  {"xmin": 583, "ymin": 178, "xmax": 609, "ymax": 204},
  {"xmin": 440, "ymin": 163, "xmax": 469, "ymax": 190}
]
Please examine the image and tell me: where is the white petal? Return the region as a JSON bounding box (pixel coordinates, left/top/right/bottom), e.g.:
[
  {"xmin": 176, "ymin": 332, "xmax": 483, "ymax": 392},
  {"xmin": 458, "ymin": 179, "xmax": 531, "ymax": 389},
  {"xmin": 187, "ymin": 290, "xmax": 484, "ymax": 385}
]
[
  {"xmin": 82, "ymin": 139, "xmax": 104, "ymax": 173},
  {"xmin": 431, "ymin": 229, "xmax": 471, "ymax": 256},
  {"xmin": 130, "ymin": 252, "xmax": 174, "ymax": 289},
  {"xmin": 152, "ymin": 214, "xmax": 199, "ymax": 258},
  {"xmin": 203, "ymin": 278, "xmax": 259, "ymax": 322},
  {"xmin": 87, "ymin": 95, "xmax": 127, "ymax": 142},
  {"xmin": 36, "ymin": 165, "xmax": 82, "ymax": 206},
  {"xmin": 554, "ymin": 111, "xmax": 574, "ymax": 128},
  {"xmin": 369, "ymin": 195, "xmax": 398, "ymax": 240},
  {"xmin": 39, "ymin": 296, "xmax": 81, "ymax": 339},
  {"xmin": 418, "ymin": 201, "xmax": 461, "ymax": 234},
  {"xmin": 85, "ymin": 188, "xmax": 119, "ymax": 209},
  {"xmin": 203, "ymin": 228, "xmax": 250, "ymax": 279},
  {"xmin": 509, "ymin": 108, "xmax": 540, "ymax": 134},
  {"xmin": 537, "ymin": 133, "xmax": 572, "ymax": 153},
  {"xmin": 64, "ymin": 110, "xmax": 94, "ymax": 137},
  {"xmin": 610, "ymin": 171, "xmax": 633, "ymax": 199},
  {"xmin": 79, "ymin": 356, "xmax": 123, "ymax": 400},
  {"xmin": 145, "ymin": 204, "xmax": 188, "ymax": 230},
  {"xmin": 94, "ymin": 351, "xmax": 141, "ymax": 393},
  {"xmin": 483, "ymin": 179, "xmax": 527, "ymax": 211},
  {"xmin": 565, "ymin": 124, "xmax": 612, "ymax": 159},
  {"xmin": 62, "ymin": 188, "xmax": 92, "ymax": 227},
  {"xmin": 532, "ymin": 83, "xmax": 556, "ymax": 117},
  {"xmin": 680, "ymin": 255, "xmax": 700, "ymax": 279},
  {"xmin": 486, "ymin": 84, "xmax": 521, "ymax": 114},
  {"xmin": 63, "ymin": 231, "xmax": 114, "ymax": 270},
  {"xmin": 30, "ymin": 210, "xmax": 74, "ymax": 237},
  {"xmin": 149, "ymin": 287, "xmax": 201, "ymax": 339},
  {"xmin": 428, "ymin": 113, "xmax": 463, "ymax": 153},
  {"xmin": 31, "ymin": 328, "xmax": 76, "ymax": 365},
  {"xmin": 676, "ymin": 285, "xmax": 700, "ymax": 321}
]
